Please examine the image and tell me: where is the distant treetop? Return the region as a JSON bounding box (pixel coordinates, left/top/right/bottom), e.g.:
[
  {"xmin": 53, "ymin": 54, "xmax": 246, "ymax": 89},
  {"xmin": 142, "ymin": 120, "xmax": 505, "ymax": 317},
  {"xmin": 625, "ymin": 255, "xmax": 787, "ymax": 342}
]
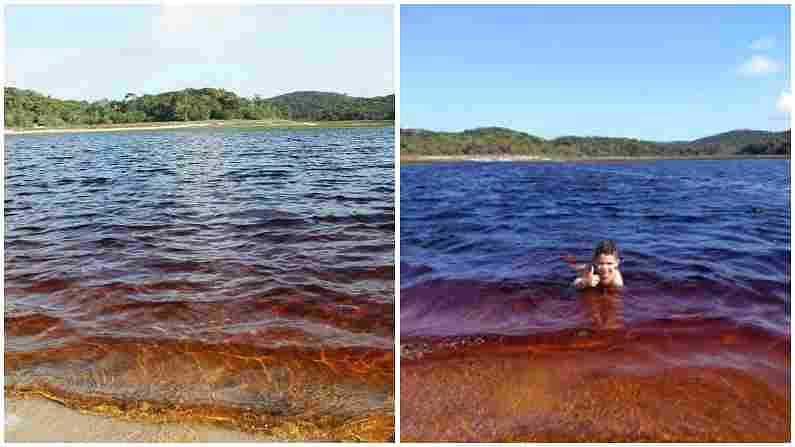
[
  {"xmin": 4, "ymin": 87, "xmax": 395, "ymax": 128},
  {"xmin": 400, "ymin": 126, "xmax": 790, "ymax": 158}
]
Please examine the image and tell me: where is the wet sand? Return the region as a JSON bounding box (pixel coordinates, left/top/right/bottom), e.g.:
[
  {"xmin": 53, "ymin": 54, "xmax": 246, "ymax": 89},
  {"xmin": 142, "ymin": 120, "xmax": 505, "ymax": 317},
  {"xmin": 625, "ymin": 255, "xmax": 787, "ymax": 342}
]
[
  {"xmin": 4, "ymin": 122, "xmax": 217, "ymax": 135},
  {"xmin": 5, "ymin": 340, "xmax": 395, "ymax": 442},
  {"xmin": 400, "ymin": 323, "xmax": 790, "ymax": 442},
  {"xmin": 5, "ymin": 397, "xmax": 275, "ymax": 442},
  {"xmin": 6, "ymin": 391, "xmax": 393, "ymax": 442}
]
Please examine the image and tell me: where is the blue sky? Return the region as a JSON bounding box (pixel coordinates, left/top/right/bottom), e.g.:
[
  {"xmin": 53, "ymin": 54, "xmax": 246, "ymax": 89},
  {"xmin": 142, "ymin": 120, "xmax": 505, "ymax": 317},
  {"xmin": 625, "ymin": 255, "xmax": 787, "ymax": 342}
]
[
  {"xmin": 401, "ymin": 5, "xmax": 790, "ymax": 141},
  {"xmin": 6, "ymin": 5, "xmax": 393, "ymax": 101}
]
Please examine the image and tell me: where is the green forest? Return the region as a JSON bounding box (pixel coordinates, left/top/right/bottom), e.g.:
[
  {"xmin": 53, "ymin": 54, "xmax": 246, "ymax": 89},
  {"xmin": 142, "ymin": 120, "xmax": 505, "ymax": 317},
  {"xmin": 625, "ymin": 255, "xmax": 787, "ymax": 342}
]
[
  {"xmin": 4, "ymin": 87, "xmax": 395, "ymax": 128},
  {"xmin": 268, "ymin": 91, "xmax": 395, "ymax": 121},
  {"xmin": 401, "ymin": 127, "xmax": 791, "ymax": 158}
]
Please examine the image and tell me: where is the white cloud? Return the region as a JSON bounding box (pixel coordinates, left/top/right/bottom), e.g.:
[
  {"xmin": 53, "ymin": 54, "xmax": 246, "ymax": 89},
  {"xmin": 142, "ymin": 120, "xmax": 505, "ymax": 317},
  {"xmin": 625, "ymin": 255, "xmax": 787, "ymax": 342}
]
[
  {"xmin": 7, "ymin": 6, "xmax": 393, "ymax": 101},
  {"xmin": 738, "ymin": 55, "xmax": 783, "ymax": 76},
  {"xmin": 151, "ymin": 5, "xmax": 262, "ymax": 60},
  {"xmin": 154, "ymin": 5, "xmax": 261, "ymax": 40},
  {"xmin": 776, "ymin": 90, "xmax": 792, "ymax": 114},
  {"xmin": 750, "ymin": 36, "xmax": 776, "ymax": 51}
]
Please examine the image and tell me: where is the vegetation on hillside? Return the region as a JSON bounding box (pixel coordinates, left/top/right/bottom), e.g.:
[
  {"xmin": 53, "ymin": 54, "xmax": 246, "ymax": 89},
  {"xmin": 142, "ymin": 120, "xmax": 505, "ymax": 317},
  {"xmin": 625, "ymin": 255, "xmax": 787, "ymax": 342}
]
[
  {"xmin": 4, "ymin": 87, "xmax": 394, "ymax": 128},
  {"xmin": 267, "ymin": 91, "xmax": 395, "ymax": 121},
  {"xmin": 401, "ymin": 127, "xmax": 790, "ymax": 158}
]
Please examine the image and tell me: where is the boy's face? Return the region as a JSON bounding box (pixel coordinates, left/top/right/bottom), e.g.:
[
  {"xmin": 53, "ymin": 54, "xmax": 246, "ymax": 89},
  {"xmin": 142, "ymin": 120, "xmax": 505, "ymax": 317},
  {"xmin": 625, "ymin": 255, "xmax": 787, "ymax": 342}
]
[{"xmin": 594, "ymin": 254, "xmax": 620, "ymax": 282}]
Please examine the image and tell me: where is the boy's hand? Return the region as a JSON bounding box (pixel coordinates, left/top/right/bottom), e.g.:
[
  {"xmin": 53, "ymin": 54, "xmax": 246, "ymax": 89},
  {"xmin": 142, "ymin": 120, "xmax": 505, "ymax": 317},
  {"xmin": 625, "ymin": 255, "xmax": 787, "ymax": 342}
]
[{"xmin": 584, "ymin": 265, "xmax": 600, "ymax": 287}]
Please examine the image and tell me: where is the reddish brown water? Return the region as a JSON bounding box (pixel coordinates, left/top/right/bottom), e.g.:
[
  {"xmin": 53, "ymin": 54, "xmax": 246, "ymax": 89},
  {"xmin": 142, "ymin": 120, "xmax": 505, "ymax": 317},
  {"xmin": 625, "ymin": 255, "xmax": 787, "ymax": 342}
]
[
  {"xmin": 5, "ymin": 127, "xmax": 395, "ymax": 440},
  {"xmin": 401, "ymin": 305, "xmax": 789, "ymax": 442},
  {"xmin": 400, "ymin": 161, "xmax": 789, "ymax": 441}
]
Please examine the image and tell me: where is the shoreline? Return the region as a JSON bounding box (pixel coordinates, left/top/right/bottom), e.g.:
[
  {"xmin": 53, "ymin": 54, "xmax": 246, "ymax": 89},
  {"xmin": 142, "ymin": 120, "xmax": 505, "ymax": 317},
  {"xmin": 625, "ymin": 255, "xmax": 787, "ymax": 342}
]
[
  {"xmin": 5, "ymin": 337, "xmax": 396, "ymax": 442},
  {"xmin": 4, "ymin": 119, "xmax": 393, "ymax": 136},
  {"xmin": 5, "ymin": 122, "xmax": 216, "ymax": 135},
  {"xmin": 401, "ymin": 154, "xmax": 790, "ymax": 163},
  {"xmin": 5, "ymin": 394, "xmax": 393, "ymax": 442},
  {"xmin": 4, "ymin": 396, "xmax": 273, "ymax": 442}
]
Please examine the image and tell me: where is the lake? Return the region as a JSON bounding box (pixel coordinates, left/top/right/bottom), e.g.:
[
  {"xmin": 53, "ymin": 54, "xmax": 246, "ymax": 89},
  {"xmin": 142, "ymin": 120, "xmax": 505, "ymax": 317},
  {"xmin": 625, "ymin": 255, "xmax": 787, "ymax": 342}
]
[
  {"xmin": 400, "ymin": 159, "xmax": 789, "ymax": 442},
  {"xmin": 4, "ymin": 126, "xmax": 395, "ymax": 441}
]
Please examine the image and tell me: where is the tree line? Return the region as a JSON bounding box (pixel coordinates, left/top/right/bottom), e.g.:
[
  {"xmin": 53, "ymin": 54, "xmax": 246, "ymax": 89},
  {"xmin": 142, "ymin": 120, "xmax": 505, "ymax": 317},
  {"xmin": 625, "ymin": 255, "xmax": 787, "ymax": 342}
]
[
  {"xmin": 4, "ymin": 87, "xmax": 395, "ymax": 128},
  {"xmin": 401, "ymin": 127, "xmax": 790, "ymax": 158},
  {"xmin": 268, "ymin": 91, "xmax": 395, "ymax": 121}
]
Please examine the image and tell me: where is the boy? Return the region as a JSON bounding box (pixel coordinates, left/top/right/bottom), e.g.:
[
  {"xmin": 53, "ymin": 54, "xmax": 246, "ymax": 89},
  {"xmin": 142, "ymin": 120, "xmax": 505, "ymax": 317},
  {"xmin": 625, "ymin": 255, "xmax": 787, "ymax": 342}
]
[{"xmin": 569, "ymin": 240, "xmax": 624, "ymax": 290}]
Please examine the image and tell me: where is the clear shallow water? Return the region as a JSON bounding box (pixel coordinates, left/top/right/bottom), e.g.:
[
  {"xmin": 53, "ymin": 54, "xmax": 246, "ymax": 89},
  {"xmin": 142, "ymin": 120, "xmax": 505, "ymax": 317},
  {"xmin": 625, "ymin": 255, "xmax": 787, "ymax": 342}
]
[
  {"xmin": 401, "ymin": 160, "xmax": 790, "ymax": 338},
  {"xmin": 5, "ymin": 127, "xmax": 395, "ymax": 438}
]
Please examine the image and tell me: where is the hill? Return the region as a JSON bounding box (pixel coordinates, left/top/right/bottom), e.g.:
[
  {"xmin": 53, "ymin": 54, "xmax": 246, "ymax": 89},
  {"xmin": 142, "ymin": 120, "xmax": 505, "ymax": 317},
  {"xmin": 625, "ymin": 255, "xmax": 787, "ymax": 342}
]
[
  {"xmin": 4, "ymin": 87, "xmax": 394, "ymax": 129},
  {"xmin": 677, "ymin": 129, "xmax": 790, "ymax": 156},
  {"xmin": 267, "ymin": 91, "xmax": 395, "ymax": 121},
  {"xmin": 401, "ymin": 127, "xmax": 790, "ymax": 158}
]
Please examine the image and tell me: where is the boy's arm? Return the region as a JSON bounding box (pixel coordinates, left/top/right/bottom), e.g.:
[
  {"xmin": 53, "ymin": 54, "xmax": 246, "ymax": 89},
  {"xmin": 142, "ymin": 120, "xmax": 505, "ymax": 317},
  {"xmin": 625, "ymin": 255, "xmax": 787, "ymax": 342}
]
[
  {"xmin": 573, "ymin": 265, "xmax": 599, "ymax": 289},
  {"xmin": 563, "ymin": 255, "xmax": 599, "ymax": 289}
]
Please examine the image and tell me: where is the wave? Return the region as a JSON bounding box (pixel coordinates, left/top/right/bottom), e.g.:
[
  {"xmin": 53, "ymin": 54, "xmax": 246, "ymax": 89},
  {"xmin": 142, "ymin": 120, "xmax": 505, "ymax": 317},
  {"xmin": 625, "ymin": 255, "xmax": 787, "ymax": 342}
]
[{"xmin": 401, "ymin": 277, "xmax": 789, "ymax": 338}]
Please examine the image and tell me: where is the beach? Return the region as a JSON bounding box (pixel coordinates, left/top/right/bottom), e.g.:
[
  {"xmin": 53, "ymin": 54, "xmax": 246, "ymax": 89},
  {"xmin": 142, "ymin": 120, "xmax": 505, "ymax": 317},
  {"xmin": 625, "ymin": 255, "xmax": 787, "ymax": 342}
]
[
  {"xmin": 5, "ymin": 397, "xmax": 268, "ymax": 442},
  {"xmin": 5, "ymin": 122, "xmax": 218, "ymax": 135},
  {"xmin": 400, "ymin": 154, "xmax": 790, "ymax": 163},
  {"xmin": 6, "ymin": 396, "xmax": 394, "ymax": 441},
  {"xmin": 4, "ymin": 119, "xmax": 392, "ymax": 136}
]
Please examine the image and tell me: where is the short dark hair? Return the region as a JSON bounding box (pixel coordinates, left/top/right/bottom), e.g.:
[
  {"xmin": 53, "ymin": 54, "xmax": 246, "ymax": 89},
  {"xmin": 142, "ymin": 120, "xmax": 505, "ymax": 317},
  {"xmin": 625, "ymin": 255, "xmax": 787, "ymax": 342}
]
[{"xmin": 593, "ymin": 240, "xmax": 619, "ymax": 260}]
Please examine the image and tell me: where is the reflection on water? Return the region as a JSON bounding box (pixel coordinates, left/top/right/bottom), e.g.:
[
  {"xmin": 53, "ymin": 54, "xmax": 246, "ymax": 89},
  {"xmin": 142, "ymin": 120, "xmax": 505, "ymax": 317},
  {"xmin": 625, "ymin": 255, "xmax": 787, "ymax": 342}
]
[{"xmin": 581, "ymin": 288, "xmax": 624, "ymax": 331}]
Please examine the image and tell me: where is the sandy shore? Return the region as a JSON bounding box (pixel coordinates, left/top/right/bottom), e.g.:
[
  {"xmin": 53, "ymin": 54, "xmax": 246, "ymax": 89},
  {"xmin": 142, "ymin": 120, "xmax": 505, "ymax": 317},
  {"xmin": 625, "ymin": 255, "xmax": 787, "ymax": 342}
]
[
  {"xmin": 401, "ymin": 154, "xmax": 789, "ymax": 163},
  {"xmin": 4, "ymin": 120, "xmax": 391, "ymax": 136},
  {"xmin": 5, "ymin": 397, "xmax": 275, "ymax": 442},
  {"xmin": 4, "ymin": 122, "xmax": 218, "ymax": 135},
  {"xmin": 402, "ymin": 155, "xmax": 552, "ymax": 162}
]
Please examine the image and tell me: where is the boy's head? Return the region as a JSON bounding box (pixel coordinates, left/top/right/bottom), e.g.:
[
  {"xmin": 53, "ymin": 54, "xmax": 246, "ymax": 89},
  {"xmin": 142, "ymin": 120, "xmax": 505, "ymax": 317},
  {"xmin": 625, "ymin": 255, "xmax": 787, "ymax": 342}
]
[{"xmin": 592, "ymin": 240, "xmax": 620, "ymax": 282}]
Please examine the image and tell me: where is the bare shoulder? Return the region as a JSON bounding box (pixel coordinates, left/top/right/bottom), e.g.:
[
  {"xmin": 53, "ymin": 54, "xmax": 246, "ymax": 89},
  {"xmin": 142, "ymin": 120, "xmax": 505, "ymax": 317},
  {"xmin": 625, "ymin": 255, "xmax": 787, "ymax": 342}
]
[{"xmin": 614, "ymin": 271, "xmax": 625, "ymax": 287}]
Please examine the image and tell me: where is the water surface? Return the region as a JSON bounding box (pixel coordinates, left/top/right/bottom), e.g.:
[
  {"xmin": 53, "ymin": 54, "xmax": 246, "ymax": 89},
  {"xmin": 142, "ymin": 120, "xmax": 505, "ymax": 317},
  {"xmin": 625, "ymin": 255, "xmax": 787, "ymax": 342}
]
[
  {"xmin": 401, "ymin": 160, "xmax": 789, "ymax": 337},
  {"xmin": 400, "ymin": 160, "xmax": 789, "ymax": 441},
  {"xmin": 5, "ymin": 126, "xmax": 395, "ymax": 440}
]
